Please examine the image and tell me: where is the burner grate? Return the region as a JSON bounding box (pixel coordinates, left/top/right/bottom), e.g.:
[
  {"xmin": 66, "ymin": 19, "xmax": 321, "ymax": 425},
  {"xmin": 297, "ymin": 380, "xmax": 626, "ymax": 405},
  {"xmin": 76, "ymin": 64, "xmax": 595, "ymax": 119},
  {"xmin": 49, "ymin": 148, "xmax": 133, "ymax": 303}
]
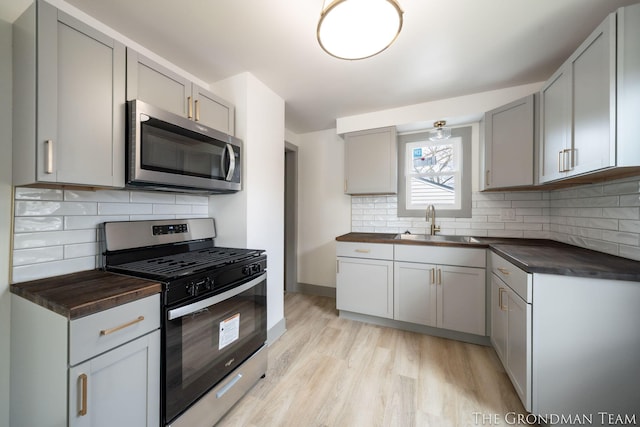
[{"xmin": 115, "ymin": 247, "xmax": 258, "ymax": 278}]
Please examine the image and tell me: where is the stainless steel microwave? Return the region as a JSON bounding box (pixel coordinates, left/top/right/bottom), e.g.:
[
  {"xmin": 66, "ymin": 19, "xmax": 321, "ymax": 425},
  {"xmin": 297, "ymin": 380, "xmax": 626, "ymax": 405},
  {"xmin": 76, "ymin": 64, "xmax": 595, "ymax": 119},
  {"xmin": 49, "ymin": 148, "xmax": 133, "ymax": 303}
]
[{"xmin": 126, "ymin": 100, "xmax": 241, "ymax": 193}]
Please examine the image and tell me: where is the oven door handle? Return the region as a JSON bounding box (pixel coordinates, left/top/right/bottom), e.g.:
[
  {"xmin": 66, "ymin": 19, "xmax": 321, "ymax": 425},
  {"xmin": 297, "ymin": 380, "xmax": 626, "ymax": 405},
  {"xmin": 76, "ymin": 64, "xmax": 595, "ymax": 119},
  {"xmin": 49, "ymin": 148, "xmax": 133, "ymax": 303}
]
[{"xmin": 167, "ymin": 273, "xmax": 266, "ymax": 321}]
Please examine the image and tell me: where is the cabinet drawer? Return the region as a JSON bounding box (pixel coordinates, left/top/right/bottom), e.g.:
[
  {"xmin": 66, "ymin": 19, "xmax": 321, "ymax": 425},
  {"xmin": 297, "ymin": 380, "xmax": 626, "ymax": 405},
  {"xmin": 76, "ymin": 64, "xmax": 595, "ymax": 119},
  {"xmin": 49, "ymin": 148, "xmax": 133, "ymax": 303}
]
[
  {"xmin": 336, "ymin": 242, "xmax": 393, "ymax": 260},
  {"xmin": 70, "ymin": 294, "xmax": 160, "ymax": 365},
  {"xmin": 394, "ymin": 244, "xmax": 485, "ymax": 268},
  {"xmin": 490, "ymin": 252, "xmax": 532, "ymax": 302}
]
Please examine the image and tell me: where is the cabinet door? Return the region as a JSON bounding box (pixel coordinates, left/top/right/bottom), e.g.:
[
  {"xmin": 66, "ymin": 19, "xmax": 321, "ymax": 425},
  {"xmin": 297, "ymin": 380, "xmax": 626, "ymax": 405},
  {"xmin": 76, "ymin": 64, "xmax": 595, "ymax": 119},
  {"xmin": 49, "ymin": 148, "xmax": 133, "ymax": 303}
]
[
  {"xmin": 38, "ymin": 2, "xmax": 125, "ymax": 187},
  {"xmin": 506, "ymin": 290, "xmax": 531, "ymax": 411},
  {"xmin": 336, "ymin": 257, "xmax": 393, "ymax": 319},
  {"xmin": 344, "ymin": 127, "xmax": 397, "ymax": 194},
  {"xmin": 69, "ymin": 330, "xmax": 160, "ymax": 427},
  {"xmin": 483, "ymin": 94, "xmax": 534, "ymax": 189},
  {"xmin": 539, "ymin": 67, "xmax": 571, "ymax": 183},
  {"xmin": 437, "ymin": 265, "xmax": 485, "ymax": 335},
  {"xmin": 490, "ymin": 274, "xmax": 507, "ymax": 365},
  {"xmin": 393, "ymin": 261, "xmax": 437, "ymax": 326},
  {"xmin": 193, "ymin": 84, "xmax": 235, "ymax": 135},
  {"xmin": 126, "ymin": 49, "xmax": 191, "ymax": 118},
  {"xmin": 569, "ymin": 14, "xmax": 616, "ymax": 177}
]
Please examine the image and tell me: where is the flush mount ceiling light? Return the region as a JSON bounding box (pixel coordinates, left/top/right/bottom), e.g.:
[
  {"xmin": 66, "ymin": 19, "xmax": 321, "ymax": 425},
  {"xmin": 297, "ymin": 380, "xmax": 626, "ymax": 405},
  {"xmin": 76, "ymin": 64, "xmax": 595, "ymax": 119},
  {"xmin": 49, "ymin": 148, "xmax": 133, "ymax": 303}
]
[
  {"xmin": 428, "ymin": 120, "xmax": 451, "ymax": 141},
  {"xmin": 317, "ymin": 0, "xmax": 404, "ymax": 60}
]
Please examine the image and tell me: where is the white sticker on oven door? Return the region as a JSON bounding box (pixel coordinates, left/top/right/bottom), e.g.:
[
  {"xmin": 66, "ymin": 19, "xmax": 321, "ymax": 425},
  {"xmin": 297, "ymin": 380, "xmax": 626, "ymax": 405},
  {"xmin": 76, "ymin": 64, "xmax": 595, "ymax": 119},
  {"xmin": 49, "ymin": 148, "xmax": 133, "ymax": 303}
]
[{"xmin": 219, "ymin": 313, "xmax": 240, "ymax": 350}]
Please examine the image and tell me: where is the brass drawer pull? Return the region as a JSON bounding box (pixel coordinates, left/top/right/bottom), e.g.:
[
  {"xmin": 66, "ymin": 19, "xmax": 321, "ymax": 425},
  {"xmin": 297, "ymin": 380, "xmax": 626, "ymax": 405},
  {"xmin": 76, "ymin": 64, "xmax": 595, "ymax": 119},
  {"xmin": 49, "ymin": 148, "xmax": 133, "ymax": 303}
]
[
  {"xmin": 78, "ymin": 373, "xmax": 88, "ymax": 416},
  {"xmin": 497, "ymin": 267, "xmax": 510, "ymax": 275},
  {"xmin": 498, "ymin": 287, "xmax": 507, "ymax": 311},
  {"xmin": 354, "ymin": 249, "xmax": 370, "ymax": 254},
  {"xmin": 99, "ymin": 316, "xmax": 145, "ymax": 336}
]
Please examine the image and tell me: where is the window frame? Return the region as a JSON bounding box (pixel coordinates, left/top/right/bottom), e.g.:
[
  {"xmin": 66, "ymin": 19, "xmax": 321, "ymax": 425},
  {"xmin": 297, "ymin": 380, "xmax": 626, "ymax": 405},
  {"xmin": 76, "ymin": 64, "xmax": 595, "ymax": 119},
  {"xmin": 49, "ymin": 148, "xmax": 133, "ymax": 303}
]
[{"xmin": 397, "ymin": 126, "xmax": 472, "ymax": 218}]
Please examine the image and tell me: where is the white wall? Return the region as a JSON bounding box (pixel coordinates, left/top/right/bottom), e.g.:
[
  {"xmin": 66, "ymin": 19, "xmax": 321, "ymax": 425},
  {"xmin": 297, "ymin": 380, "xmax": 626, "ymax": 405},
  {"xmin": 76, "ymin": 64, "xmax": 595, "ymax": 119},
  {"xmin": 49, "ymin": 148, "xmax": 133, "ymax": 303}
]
[
  {"xmin": 296, "ymin": 129, "xmax": 351, "ymax": 288},
  {"xmin": 210, "ymin": 73, "xmax": 286, "ymax": 339},
  {"xmin": 336, "ymin": 82, "xmax": 543, "ymax": 134},
  {"xmin": 0, "ymin": 17, "xmax": 12, "ymax": 427}
]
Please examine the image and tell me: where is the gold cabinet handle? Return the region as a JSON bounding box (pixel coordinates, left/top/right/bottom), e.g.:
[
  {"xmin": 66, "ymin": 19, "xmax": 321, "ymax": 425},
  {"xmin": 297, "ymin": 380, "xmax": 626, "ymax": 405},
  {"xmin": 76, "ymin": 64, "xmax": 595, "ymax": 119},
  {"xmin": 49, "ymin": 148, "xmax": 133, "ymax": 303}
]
[
  {"xmin": 187, "ymin": 96, "xmax": 193, "ymax": 119},
  {"xmin": 430, "ymin": 268, "xmax": 435, "ymax": 284},
  {"xmin": 354, "ymin": 249, "xmax": 370, "ymax": 254},
  {"xmin": 497, "ymin": 267, "xmax": 510, "ymax": 276},
  {"xmin": 194, "ymin": 99, "xmax": 200, "ymax": 121},
  {"xmin": 485, "ymin": 170, "xmax": 490, "ymax": 187},
  {"xmin": 45, "ymin": 140, "xmax": 54, "ymax": 174},
  {"xmin": 437, "ymin": 268, "xmax": 442, "ymax": 285},
  {"xmin": 498, "ymin": 287, "xmax": 507, "ymax": 311},
  {"xmin": 78, "ymin": 373, "xmax": 88, "ymax": 416},
  {"xmin": 99, "ymin": 316, "xmax": 144, "ymax": 336},
  {"xmin": 558, "ymin": 150, "xmax": 564, "ymax": 173}
]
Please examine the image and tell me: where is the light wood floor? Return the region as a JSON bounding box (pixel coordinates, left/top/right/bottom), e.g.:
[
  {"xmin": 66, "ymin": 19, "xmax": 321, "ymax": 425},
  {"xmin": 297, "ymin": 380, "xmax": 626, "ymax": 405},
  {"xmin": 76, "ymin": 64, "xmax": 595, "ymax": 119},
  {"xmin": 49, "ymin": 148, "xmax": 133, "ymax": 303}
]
[{"xmin": 217, "ymin": 293, "xmax": 527, "ymax": 427}]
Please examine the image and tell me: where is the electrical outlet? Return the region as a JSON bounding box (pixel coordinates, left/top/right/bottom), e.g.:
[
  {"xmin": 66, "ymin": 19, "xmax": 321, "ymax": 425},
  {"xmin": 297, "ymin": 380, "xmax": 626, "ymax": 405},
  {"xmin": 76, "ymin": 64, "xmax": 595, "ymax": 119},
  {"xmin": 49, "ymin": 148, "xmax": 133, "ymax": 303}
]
[{"xmin": 500, "ymin": 208, "xmax": 516, "ymax": 221}]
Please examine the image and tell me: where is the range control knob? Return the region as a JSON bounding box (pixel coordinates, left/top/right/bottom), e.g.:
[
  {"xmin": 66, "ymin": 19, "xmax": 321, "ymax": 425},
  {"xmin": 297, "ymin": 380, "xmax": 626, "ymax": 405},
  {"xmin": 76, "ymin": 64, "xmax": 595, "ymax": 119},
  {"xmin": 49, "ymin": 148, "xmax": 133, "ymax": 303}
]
[
  {"xmin": 242, "ymin": 265, "xmax": 252, "ymax": 276},
  {"xmin": 186, "ymin": 282, "xmax": 197, "ymax": 297},
  {"xmin": 204, "ymin": 277, "xmax": 213, "ymax": 291}
]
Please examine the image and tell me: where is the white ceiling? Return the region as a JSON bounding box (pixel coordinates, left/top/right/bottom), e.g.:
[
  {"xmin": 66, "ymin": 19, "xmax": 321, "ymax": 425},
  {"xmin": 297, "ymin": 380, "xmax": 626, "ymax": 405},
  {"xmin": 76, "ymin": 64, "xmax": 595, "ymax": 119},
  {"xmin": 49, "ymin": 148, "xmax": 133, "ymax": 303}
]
[{"xmin": 2, "ymin": 0, "xmax": 638, "ymax": 133}]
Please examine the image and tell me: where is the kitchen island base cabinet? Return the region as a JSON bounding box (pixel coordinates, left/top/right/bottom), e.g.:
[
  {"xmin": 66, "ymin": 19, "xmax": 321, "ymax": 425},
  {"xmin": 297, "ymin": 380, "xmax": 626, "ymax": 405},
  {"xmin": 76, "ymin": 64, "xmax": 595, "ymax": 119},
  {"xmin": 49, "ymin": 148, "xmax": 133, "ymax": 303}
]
[{"xmin": 10, "ymin": 294, "xmax": 160, "ymax": 427}]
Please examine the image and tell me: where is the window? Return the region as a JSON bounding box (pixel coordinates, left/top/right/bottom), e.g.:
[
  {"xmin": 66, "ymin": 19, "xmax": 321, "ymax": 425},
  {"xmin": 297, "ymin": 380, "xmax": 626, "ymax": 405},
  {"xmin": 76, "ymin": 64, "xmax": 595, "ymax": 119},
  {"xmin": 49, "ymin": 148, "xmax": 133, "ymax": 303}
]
[{"xmin": 397, "ymin": 126, "xmax": 472, "ymax": 218}]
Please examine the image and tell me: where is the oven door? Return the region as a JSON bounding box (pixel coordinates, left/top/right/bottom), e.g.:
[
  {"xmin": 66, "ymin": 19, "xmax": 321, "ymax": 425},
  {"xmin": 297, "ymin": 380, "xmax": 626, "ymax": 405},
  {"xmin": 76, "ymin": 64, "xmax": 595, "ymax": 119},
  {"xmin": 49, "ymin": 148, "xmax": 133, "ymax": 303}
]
[{"xmin": 163, "ymin": 273, "xmax": 266, "ymax": 424}]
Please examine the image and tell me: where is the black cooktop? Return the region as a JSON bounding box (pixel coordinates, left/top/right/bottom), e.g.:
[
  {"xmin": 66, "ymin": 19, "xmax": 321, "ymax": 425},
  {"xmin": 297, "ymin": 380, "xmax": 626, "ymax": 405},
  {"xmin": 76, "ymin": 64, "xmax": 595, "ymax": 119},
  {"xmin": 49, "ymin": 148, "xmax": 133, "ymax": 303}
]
[{"xmin": 107, "ymin": 247, "xmax": 264, "ymax": 280}]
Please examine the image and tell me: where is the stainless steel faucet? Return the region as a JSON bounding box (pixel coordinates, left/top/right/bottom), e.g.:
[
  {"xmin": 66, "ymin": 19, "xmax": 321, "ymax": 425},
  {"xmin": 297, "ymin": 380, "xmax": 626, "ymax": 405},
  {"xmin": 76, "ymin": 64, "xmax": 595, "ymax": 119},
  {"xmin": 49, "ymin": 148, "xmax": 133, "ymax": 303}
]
[{"xmin": 426, "ymin": 205, "xmax": 441, "ymax": 235}]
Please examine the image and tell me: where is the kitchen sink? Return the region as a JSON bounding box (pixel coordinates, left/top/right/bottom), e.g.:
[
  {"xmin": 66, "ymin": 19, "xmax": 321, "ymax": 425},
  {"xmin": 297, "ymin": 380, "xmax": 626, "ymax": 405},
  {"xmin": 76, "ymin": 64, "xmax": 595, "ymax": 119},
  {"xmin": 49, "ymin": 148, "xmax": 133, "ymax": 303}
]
[{"xmin": 394, "ymin": 233, "xmax": 481, "ymax": 244}]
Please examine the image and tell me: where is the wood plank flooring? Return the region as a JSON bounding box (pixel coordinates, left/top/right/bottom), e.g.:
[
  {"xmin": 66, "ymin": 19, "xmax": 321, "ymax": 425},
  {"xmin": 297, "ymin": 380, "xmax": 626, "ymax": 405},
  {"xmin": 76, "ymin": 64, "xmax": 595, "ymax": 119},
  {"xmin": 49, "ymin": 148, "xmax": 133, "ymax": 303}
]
[{"xmin": 217, "ymin": 293, "xmax": 527, "ymax": 427}]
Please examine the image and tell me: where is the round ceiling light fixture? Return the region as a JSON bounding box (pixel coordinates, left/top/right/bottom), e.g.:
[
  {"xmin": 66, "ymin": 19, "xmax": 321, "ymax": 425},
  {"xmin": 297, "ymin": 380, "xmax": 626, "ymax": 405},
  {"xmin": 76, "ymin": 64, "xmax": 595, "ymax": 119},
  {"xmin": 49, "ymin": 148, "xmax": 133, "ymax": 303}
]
[{"xmin": 317, "ymin": 0, "xmax": 404, "ymax": 60}]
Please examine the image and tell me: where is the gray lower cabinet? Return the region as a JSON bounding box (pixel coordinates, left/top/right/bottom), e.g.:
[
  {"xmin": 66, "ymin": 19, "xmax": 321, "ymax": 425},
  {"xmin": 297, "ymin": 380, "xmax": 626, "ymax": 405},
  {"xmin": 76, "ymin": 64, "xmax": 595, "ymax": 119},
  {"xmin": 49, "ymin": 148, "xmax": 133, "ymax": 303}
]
[
  {"xmin": 490, "ymin": 252, "xmax": 640, "ymax": 419},
  {"xmin": 12, "ymin": 0, "xmax": 126, "ymax": 188},
  {"xmin": 336, "ymin": 242, "xmax": 394, "ymax": 319},
  {"xmin": 394, "ymin": 245, "xmax": 486, "ymax": 336},
  {"xmin": 490, "ymin": 257, "xmax": 531, "ymax": 410},
  {"xmin": 344, "ymin": 127, "xmax": 397, "ymax": 195},
  {"xmin": 336, "ymin": 242, "xmax": 486, "ymax": 336},
  {"xmin": 127, "ymin": 49, "xmax": 235, "ymax": 135},
  {"xmin": 11, "ymin": 294, "xmax": 160, "ymax": 427},
  {"xmin": 482, "ymin": 94, "xmax": 535, "ymax": 190}
]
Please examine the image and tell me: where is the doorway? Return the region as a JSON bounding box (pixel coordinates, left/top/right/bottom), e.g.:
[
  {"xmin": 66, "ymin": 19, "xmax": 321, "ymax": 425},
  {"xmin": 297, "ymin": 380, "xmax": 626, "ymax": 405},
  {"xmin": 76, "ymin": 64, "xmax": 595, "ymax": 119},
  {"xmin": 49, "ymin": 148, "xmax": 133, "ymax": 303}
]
[{"xmin": 284, "ymin": 143, "xmax": 298, "ymax": 293}]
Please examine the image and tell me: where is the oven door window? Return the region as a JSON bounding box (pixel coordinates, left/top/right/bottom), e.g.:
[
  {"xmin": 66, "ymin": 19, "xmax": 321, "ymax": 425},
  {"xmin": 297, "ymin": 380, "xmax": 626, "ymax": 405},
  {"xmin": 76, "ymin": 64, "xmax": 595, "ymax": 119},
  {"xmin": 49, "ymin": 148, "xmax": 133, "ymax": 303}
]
[
  {"xmin": 164, "ymin": 278, "xmax": 266, "ymax": 423},
  {"xmin": 140, "ymin": 118, "xmax": 236, "ymax": 181}
]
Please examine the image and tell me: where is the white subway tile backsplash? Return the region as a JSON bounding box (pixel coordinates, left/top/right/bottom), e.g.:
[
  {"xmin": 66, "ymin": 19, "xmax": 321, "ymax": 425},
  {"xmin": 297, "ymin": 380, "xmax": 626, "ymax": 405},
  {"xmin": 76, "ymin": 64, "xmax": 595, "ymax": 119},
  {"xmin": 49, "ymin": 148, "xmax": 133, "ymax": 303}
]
[
  {"xmin": 351, "ymin": 176, "xmax": 640, "ymax": 261},
  {"xmin": 14, "ymin": 229, "xmax": 96, "ymax": 249},
  {"xmin": 13, "ymin": 246, "xmax": 64, "ymax": 266},
  {"xmin": 98, "ymin": 202, "xmax": 152, "ymax": 215},
  {"xmin": 12, "ymin": 257, "xmax": 96, "ymax": 283},
  {"xmin": 64, "ymin": 242, "xmax": 100, "ymax": 259},
  {"xmin": 64, "ymin": 189, "xmax": 130, "ymax": 203},
  {"xmin": 64, "ymin": 215, "xmax": 128, "ymax": 230},
  {"xmin": 175, "ymin": 194, "xmax": 209, "ymax": 205},
  {"xmin": 15, "ymin": 201, "xmax": 97, "ymax": 216},
  {"xmin": 14, "ymin": 216, "xmax": 63, "ymax": 233},
  {"xmin": 130, "ymin": 191, "xmax": 177, "ymax": 204},
  {"xmin": 14, "ymin": 188, "xmax": 63, "ymax": 200},
  {"xmin": 12, "ymin": 187, "xmax": 212, "ymax": 282}
]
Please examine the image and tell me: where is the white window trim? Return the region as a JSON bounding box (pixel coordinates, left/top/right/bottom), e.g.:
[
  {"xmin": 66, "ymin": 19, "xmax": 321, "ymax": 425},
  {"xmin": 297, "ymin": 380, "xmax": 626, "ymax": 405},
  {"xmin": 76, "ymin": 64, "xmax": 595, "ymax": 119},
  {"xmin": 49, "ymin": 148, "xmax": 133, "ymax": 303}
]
[{"xmin": 397, "ymin": 126, "xmax": 472, "ymax": 218}]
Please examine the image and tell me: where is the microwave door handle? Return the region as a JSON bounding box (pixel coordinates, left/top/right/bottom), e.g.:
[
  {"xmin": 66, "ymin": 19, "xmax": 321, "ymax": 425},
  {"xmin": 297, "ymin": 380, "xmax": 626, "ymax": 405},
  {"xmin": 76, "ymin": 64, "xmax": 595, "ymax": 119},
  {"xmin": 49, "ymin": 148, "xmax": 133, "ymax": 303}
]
[
  {"xmin": 167, "ymin": 273, "xmax": 266, "ymax": 321},
  {"xmin": 221, "ymin": 143, "xmax": 235, "ymax": 181}
]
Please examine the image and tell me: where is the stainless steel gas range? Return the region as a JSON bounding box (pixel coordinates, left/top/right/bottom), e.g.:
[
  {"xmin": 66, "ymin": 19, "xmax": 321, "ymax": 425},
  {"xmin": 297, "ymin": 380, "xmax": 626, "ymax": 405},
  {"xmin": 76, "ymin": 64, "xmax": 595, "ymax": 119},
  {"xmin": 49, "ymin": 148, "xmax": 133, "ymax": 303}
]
[{"xmin": 101, "ymin": 218, "xmax": 267, "ymax": 427}]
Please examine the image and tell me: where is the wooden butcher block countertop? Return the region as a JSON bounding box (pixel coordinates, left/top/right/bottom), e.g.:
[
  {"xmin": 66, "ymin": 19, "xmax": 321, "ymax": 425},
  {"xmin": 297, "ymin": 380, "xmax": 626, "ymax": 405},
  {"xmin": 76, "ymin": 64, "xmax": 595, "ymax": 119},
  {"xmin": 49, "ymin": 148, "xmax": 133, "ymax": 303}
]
[{"xmin": 11, "ymin": 269, "xmax": 161, "ymax": 320}]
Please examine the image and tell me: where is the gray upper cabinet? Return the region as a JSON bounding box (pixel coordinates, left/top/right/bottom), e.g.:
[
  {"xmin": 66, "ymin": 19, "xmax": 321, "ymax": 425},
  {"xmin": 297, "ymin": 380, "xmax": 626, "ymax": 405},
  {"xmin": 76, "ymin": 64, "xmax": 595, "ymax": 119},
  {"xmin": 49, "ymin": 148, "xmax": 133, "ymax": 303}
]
[
  {"xmin": 13, "ymin": 0, "xmax": 126, "ymax": 188},
  {"xmin": 344, "ymin": 126, "xmax": 397, "ymax": 195},
  {"xmin": 539, "ymin": 6, "xmax": 640, "ymax": 184},
  {"xmin": 127, "ymin": 49, "xmax": 235, "ymax": 135},
  {"xmin": 617, "ymin": 3, "xmax": 640, "ymax": 166},
  {"xmin": 482, "ymin": 94, "xmax": 535, "ymax": 190}
]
